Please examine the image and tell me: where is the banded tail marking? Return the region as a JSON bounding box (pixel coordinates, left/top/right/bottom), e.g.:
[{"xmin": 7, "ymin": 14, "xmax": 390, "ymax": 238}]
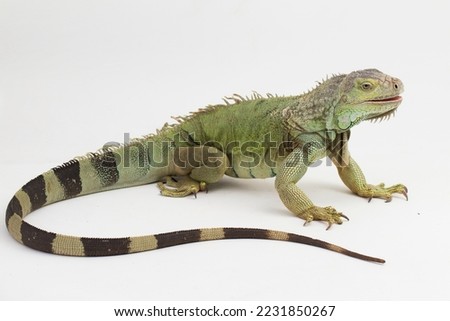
[
  {"xmin": 52, "ymin": 160, "xmax": 83, "ymax": 198},
  {"xmin": 21, "ymin": 175, "xmax": 47, "ymax": 213},
  {"xmin": 90, "ymin": 151, "xmax": 120, "ymax": 187},
  {"xmin": 6, "ymin": 196, "xmax": 386, "ymax": 262},
  {"xmin": 5, "ymin": 158, "xmax": 385, "ymax": 262}
]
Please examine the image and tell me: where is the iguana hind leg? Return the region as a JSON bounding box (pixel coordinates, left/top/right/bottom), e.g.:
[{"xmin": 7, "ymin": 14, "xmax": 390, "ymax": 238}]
[{"xmin": 158, "ymin": 145, "xmax": 229, "ymax": 198}]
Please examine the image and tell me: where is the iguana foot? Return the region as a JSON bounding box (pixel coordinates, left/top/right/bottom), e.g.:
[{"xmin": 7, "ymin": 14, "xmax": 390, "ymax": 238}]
[
  {"xmin": 300, "ymin": 206, "xmax": 349, "ymax": 230},
  {"xmin": 359, "ymin": 183, "xmax": 408, "ymax": 202},
  {"xmin": 157, "ymin": 176, "xmax": 207, "ymax": 198}
]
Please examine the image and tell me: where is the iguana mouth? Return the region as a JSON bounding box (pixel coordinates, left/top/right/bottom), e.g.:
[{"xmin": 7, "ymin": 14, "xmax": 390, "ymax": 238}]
[{"xmin": 367, "ymin": 95, "xmax": 402, "ymax": 103}]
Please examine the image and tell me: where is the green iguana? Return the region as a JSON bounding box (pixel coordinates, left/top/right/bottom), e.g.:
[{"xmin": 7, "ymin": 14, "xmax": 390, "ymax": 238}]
[{"xmin": 5, "ymin": 69, "xmax": 407, "ymax": 263}]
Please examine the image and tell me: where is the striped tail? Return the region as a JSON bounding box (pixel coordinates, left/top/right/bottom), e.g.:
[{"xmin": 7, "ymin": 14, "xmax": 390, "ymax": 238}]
[{"xmin": 5, "ymin": 154, "xmax": 385, "ymax": 263}]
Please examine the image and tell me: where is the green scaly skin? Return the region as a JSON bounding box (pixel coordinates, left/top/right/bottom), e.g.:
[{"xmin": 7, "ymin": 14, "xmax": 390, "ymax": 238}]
[
  {"xmin": 5, "ymin": 68, "xmax": 407, "ymax": 261},
  {"xmin": 157, "ymin": 68, "xmax": 407, "ymax": 228}
]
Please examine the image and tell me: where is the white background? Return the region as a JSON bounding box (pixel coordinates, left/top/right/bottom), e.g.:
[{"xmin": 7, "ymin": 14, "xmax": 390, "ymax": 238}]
[{"xmin": 1, "ymin": 0, "xmax": 449, "ymax": 300}]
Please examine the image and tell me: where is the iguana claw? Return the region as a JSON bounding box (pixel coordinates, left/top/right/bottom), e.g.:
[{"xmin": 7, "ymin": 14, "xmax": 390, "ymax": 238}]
[{"xmin": 401, "ymin": 190, "xmax": 408, "ymax": 201}]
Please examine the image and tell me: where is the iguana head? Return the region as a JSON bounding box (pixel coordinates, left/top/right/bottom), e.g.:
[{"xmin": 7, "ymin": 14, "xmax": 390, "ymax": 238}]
[{"xmin": 334, "ymin": 69, "xmax": 403, "ymax": 131}]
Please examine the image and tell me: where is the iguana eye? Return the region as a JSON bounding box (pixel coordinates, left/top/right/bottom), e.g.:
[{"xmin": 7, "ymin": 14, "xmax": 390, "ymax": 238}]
[{"xmin": 361, "ymin": 82, "xmax": 373, "ymax": 91}]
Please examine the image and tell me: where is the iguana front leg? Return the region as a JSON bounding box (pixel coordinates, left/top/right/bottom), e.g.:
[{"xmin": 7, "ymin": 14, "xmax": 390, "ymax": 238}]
[
  {"xmin": 275, "ymin": 144, "xmax": 348, "ymax": 229},
  {"xmin": 333, "ymin": 156, "xmax": 408, "ymax": 202}
]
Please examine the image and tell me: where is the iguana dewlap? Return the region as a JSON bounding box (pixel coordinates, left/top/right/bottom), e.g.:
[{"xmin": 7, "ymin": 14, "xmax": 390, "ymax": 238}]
[{"xmin": 5, "ymin": 69, "xmax": 407, "ymax": 263}]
